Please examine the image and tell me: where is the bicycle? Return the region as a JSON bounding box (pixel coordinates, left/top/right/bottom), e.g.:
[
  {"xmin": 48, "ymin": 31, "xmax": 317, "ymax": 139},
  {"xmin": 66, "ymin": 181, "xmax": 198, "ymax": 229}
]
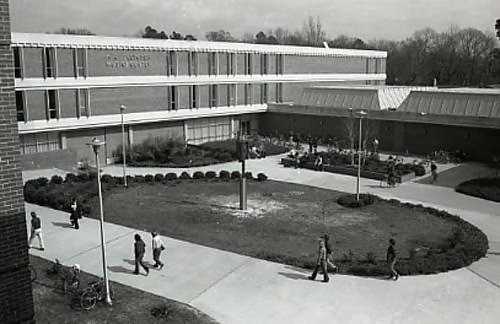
[
  {"xmin": 80, "ymin": 279, "xmax": 115, "ymax": 310},
  {"xmin": 47, "ymin": 258, "xmax": 81, "ymax": 293},
  {"xmin": 29, "ymin": 264, "xmax": 37, "ymax": 282},
  {"xmin": 380, "ymin": 174, "xmax": 401, "ymax": 188}
]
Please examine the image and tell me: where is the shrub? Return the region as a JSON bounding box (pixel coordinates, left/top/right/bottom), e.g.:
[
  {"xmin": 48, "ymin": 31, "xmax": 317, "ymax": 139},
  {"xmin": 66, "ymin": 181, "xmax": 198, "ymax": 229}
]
[
  {"xmin": 89, "ymin": 172, "xmax": 98, "ymax": 181},
  {"xmin": 101, "ymin": 174, "xmax": 115, "ymax": 184},
  {"xmin": 193, "ymin": 171, "xmax": 205, "ymax": 179},
  {"xmin": 366, "ymin": 251, "xmax": 378, "ymax": 265},
  {"xmin": 257, "ymin": 173, "xmax": 268, "ymax": 181},
  {"xmin": 77, "ymin": 173, "xmax": 89, "ymax": 182},
  {"xmin": 413, "ymin": 164, "xmax": 426, "ymax": 176},
  {"xmin": 337, "ymin": 193, "xmax": 375, "ymax": 208},
  {"xmin": 134, "ymin": 175, "xmax": 145, "ymax": 183},
  {"xmin": 219, "ymin": 170, "xmax": 230, "ymax": 180},
  {"xmin": 64, "ymin": 173, "xmax": 78, "ymax": 183},
  {"xmin": 180, "ymin": 171, "xmax": 191, "ymax": 179},
  {"xmin": 205, "ymin": 171, "xmax": 217, "ymax": 179},
  {"xmin": 154, "ymin": 174, "xmax": 165, "ymax": 182},
  {"xmin": 34, "ymin": 177, "xmax": 49, "ymax": 187},
  {"xmin": 50, "ymin": 175, "xmax": 63, "ymax": 185},
  {"xmin": 165, "ymin": 173, "xmax": 178, "ymax": 181},
  {"xmin": 145, "ymin": 174, "xmax": 154, "ymax": 182},
  {"xmin": 244, "ymin": 172, "xmax": 253, "ymax": 180},
  {"xmin": 231, "ymin": 171, "xmax": 241, "ymax": 179}
]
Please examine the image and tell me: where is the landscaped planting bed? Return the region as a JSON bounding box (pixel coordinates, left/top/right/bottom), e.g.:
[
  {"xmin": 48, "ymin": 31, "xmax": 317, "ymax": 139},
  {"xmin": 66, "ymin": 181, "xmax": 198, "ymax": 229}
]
[
  {"xmin": 25, "ymin": 175, "xmax": 487, "ymax": 277},
  {"xmin": 456, "ymin": 177, "xmax": 500, "ymax": 202},
  {"xmin": 30, "ymin": 255, "xmax": 217, "ymax": 323},
  {"xmin": 113, "ymin": 136, "xmax": 287, "ymax": 167}
]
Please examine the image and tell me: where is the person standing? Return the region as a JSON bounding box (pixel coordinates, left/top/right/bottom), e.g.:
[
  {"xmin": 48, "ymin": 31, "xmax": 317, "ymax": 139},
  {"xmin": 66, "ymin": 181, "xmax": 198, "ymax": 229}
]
[
  {"xmin": 133, "ymin": 234, "xmax": 149, "ymax": 275},
  {"xmin": 387, "ymin": 238, "xmax": 399, "ymax": 280},
  {"xmin": 430, "ymin": 163, "xmax": 438, "ymax": 183},
  {"xmin": 323, "ymin": 234, "xmax": 338, "ymax": 273},
  {"xmin": 308, "ymin": 238, "xmax": 329, "ymax": 283},
  {"xmin": 28, "ymin": 212, "xmax": 45, "ymax": 251},
  {"xmin": 151, "ymin": 232, "xmax": 165, "ymax": 269},
  {"xmin": 70, "ymin": 197, "xmax": 80, "ymax": 230}
]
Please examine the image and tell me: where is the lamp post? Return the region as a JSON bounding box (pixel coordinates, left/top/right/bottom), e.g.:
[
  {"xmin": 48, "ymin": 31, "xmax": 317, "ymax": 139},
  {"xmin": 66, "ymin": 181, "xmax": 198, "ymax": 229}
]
[
  {"xmin": 237, "ymin": 128, "xmax": 247, "ymax": 210},
  {"xmin": 89, "ymin": 138, "xmax": 112, "ymax": 306},
  {"xmin": 120, "ymin": 104, "xmax": 127, "ymax": 187},
  {"xmin": 356, "ymin": 111, "xmax": 367, "ymax": 201}
]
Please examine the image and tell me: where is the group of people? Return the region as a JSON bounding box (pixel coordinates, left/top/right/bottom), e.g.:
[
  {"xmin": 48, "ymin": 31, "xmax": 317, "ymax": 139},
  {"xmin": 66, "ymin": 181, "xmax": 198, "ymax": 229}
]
[
  {"xmin": 133, "ymin": 232, "xmax": 166, "ymax": 275},
  {"xmin": 308, "ymin": 235, "xmax": 399, "ymax": 282}
]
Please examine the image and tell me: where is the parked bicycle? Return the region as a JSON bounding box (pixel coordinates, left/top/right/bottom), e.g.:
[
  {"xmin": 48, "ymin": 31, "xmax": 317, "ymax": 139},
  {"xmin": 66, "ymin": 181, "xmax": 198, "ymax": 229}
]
[
  {"xmin": 80, "ymin": 279, "xmax": 115, "ymax": 310},
  {"xmin": 47, "ymin": 258, "xmax": 80, "ymax": 293}
]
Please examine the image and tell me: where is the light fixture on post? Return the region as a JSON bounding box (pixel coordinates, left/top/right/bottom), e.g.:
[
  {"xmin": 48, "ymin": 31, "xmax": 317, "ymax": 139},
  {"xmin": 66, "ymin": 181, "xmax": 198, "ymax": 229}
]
[
  {"xmin": 120, "ymin": 104, "xmax": 127, "ymax": 187},
  {"xmin": 356, "ymin": 110, "xmax": 367, "ymax": 201},
  {"xmin": 88, "ymin": 137, "xmax": 112, "ymax": 306}
]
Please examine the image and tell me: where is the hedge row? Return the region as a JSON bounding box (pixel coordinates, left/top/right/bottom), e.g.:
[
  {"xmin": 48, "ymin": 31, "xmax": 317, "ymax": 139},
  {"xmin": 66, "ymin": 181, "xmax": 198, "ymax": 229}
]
[{"xmin": 455, "ymin": 177, "xmax": 500, "ymax": 202}]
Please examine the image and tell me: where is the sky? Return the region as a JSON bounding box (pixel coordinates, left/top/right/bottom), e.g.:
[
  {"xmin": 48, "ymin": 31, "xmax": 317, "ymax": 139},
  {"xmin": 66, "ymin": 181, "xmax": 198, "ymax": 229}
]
[{"xmin": 10, "ymin": 0, "xmax": 500, "ymax": 41}]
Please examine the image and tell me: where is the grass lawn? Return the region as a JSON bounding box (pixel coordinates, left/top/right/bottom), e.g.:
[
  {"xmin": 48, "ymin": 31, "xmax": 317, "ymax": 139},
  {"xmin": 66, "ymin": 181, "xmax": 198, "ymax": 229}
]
[
  {"xmin": 83, "ymin": 180, "xmax": 478, "ymax": 274},
  {"xmin": 456, "ymin": 177, "xmax": 500, "ymax": 202},
  {"xmin": 31, "ymin": 255, "xmax": 217, "ymax": 324}
]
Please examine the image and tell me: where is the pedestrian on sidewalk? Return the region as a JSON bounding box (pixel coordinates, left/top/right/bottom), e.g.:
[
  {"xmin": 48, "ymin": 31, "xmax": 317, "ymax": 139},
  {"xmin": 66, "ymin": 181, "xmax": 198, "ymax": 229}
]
[
  {"xmin": 28, "ymin": 212, "xmax": 45, "ymax": 251},
  {"xmin": 430, "ymin": 163, "xmax": 438, "ymax": 183},
  {"xmin": 322, "ymin": 234, "xmax": 338, "ymax": 273},
  {"xmin": 308, "ymin": 237, "xmax": 329, "ymax": 283},
  {"xmin": 133, "ymin": 234, "xmax": 149, "ymax": 276},
  {"xmin": 386, "ymin": 238, "xmax": 399, "ymax": 280},
  {"xmin": 69, "ymin": 197, "xmax": 81, "ymax": 230},
  {"xmin": 151, "ymin": 231, "xmax": 165, "ymax": 269}
]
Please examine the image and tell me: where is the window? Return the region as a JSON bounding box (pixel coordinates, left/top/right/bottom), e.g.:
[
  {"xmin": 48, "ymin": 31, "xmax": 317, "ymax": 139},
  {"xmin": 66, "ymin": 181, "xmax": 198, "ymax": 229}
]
[
  {"xmin": 76, "ymin": 89, "xmax": 89, "ymax": 118},
  {"xmin": 208, "ymin": 52, "xmax": 217, "ymax": 76},
  {"xmin": 168, "ymin": 86, "xmax": 177, "ymax": 110},
  {"xmin": 189, "ymin": 85, "xmax": 198, "ymax": 109},
  {"xmin": 209, "ymin": 85, "xmax": 218, "ymax": 108},
  {"xmin": 276, "ymin": 83, "xmax": 283, "ymax": 103},
  {"xmin": 13, "ymin": 47, "xmax": 23, "ymax": 78},
  {"xmin": 20, "ymin": 132, "xmax": 61, "ymax": 154},
  {"xmin": 227, "ymin": 84, "xmax": 236, "ymax": 106},
  {"xmin": 227, "ymin": 53, "xmax": 235, "ymax": 75},
  {"xmin": 276, "ymin": 54, "xmax": 283, "ymax": 74},
  {"xmin": 15, "ymin": 91, "xmax": 26, "ymax": 122},
  {"xmin": 46, "ymin": 90, "xmax": 58, "ymax": 119},
  {"xmin": 74, "ymin": 48, "xmax": 87, "ymax": 77},
  {"xmin": 260, "ymin": 54, "xmax": 268, "ymax": 75},
  {"xmin": 44, "ymin": 47, "xmax": 56, "ymax": 78},
  {"xmin": 188, "ymin": 52, "xmax": 198, "ymax": 76},
  {"xmin": 260, "ymin": 84, "xmax": 268, "ymax": 104},
  {"xmin": 240, "ymin": 121, "xmax": 251, "ymax": 135},
  {"xmin": 245, "ymin": 53, "xmax": 252, "ymax": 75},
  {"xmin": 167, "ymin": 51, "xmax": 177, "ymax": 76},
  {"xmin": 244, "ymin": 84, "xmax": 252, "ymax": 105}
]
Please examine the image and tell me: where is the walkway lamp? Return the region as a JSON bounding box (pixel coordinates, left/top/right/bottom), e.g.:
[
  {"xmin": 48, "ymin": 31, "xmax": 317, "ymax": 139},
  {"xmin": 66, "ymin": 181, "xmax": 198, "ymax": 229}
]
[
  {"xmin": 88, "ymin": 137, "xmax": 112, "ymax": 306},
  {"xmin": 120, "ymin": 104, "xmax": 127, "ymax": 187},
  {"xmin": 356, "ymin": 111, "xmax": 367, "ymax": 201}
]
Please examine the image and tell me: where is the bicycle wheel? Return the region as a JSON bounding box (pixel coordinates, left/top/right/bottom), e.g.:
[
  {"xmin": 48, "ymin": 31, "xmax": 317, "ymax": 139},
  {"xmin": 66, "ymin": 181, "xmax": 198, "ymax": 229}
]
[
  {"xmin": 30, "ymin": 265, "xmax": 37, "ymax": 282},
  {"xmin": 80, "ymin": 288, "xmax": 98, "ymax": 310}
]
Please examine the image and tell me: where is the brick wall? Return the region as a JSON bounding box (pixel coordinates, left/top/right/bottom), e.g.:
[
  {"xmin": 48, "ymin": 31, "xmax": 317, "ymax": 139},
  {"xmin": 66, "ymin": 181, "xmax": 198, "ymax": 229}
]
[{"xmin": 0, "ymin": 0, "xmax": 35, "ymax": 322}]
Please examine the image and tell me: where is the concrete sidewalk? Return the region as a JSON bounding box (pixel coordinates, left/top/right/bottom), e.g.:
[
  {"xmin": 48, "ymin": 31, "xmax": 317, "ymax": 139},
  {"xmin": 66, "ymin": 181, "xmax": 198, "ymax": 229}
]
[{"xmin": 26, "ymin": 157, "xmax": 500, "ymax": 323}]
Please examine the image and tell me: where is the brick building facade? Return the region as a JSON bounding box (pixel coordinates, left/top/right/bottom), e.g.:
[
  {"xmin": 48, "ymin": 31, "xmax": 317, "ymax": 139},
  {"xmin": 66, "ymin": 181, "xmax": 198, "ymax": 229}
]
[{"xmin": 0, "ymin": 0, "xmax": 35, "ymax": 323}]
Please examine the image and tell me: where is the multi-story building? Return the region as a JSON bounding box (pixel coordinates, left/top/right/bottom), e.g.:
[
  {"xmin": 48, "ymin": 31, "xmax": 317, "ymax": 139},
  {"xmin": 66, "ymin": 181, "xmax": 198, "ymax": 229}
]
[{"xmin": 12, "ymin": 32, "xmax": 386, "ymax": 168}]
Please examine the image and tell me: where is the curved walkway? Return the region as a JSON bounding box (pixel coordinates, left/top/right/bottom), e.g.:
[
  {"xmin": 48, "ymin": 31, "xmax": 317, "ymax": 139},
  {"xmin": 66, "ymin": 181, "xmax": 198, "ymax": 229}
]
[{"xmin": 25, "ymin": 155, "xmax": 500, "ymax": 324}]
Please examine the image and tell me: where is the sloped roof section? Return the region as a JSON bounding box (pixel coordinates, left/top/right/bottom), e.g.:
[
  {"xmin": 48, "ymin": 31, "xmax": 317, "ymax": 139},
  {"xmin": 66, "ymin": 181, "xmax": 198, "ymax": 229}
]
[
  {"xmin": 398, "ymin": 89, "xmax": 500, "ymax": 118},
  {"xmin": 298, "ymin": 86, "xmax": 432, "ymax": 110},
  {"xmin": 11, "ymin": 33, "xmax": 387, "ymax": 58}
]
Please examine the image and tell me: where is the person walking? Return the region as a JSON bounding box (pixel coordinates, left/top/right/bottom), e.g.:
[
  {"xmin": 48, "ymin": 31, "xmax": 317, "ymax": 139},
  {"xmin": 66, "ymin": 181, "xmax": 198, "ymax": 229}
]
[
  {"xmin": 430, "ymin": 162, "xmax": 438, "ymax": 183},
  {"xmin": 387, "ymin": 238, "xmax": 399, "ymax": 280},
  {"xmin": 151, "ymin": 232, "xmax": 165, "ymax": 269},
  {"xmin": 28, "ymin": 212, "xmax": 45, "ymax": 251},
  {"xmin": 322, "ymin": 234, "xmax": 338, "ymax": 273},
  {"xmin": 308, "ymin": 238, "xmax": 329, "ymax": 283},
  {"xmin": 69, "ymin": 197, "xmax": 80, "ymax": 230},
  {"xmin": 133, "ymin": 234, "xmax": 149, "ymax": 275}
]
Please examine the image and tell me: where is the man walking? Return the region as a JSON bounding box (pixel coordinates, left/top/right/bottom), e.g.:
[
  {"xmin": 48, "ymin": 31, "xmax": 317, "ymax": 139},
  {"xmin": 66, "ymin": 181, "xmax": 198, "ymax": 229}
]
[
  {"xmin": 28, "ymin": 212, "xmax": 45, "ymax": 251},
  {"xmin": 308, "ymin": 238, "xmax": 329, "ymax": 283},
  {"xmin": 133, "ymin": 234, "xmax": 149, "ymax": 275},
  {"xmin": 151, "ymin": 232, "xmax": 165, "ymax": 269}
]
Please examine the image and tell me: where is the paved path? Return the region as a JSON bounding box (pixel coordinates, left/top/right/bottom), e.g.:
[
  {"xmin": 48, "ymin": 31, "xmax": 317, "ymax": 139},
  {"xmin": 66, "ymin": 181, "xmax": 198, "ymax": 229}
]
[{"xmin": 26, "ymin": 156, "xmax": 500, "ymax": 324}]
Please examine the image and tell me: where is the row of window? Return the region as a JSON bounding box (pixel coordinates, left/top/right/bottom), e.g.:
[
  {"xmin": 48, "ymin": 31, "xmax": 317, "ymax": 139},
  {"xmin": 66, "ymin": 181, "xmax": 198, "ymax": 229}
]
[
  {"xmin": 20, "ymin": 132, "xmax": 61, "ymax": 154},
  {"xmin": 13, "ymin": 47, "xmax": 284, "ymax": 79},
  {"xmin": 15, "ymin": 83, "xmax": 283, "ymax": 122}
]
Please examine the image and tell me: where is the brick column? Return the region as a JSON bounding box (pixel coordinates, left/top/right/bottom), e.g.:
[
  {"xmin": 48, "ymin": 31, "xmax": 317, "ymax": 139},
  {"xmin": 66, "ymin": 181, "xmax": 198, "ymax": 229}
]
[{"xmin": 0, "ymin": 0, "xmax": 35, "ymax": 323}]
